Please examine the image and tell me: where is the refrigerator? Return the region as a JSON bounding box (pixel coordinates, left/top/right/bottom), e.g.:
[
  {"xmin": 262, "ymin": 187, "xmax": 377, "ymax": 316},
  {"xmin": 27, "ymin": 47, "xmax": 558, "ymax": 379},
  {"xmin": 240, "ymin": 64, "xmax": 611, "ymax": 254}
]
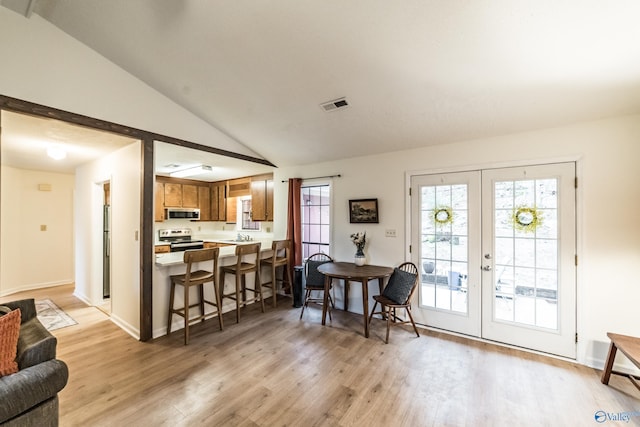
[{"xmin": 103, "ymin": 204, "xmax": 111, "ymax": 299}]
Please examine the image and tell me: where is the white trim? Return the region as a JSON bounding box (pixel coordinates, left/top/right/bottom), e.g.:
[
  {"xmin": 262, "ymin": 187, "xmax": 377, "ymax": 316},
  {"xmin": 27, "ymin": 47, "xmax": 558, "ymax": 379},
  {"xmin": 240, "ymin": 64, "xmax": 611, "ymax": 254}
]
[{"xmin": 405, "ymin": 155, "xmax": 583, "ymax": 360}]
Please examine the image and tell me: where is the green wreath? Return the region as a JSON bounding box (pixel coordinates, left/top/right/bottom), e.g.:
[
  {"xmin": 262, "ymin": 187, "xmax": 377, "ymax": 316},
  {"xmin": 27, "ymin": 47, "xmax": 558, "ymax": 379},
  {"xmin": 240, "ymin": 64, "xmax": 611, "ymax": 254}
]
[
  {"xmin": 433, "ymin": 206, "xmax": 454, "ymax": 226},
  {"xmin": 511, "ymin": 206, "xmax": 542, "ymax": 233}
]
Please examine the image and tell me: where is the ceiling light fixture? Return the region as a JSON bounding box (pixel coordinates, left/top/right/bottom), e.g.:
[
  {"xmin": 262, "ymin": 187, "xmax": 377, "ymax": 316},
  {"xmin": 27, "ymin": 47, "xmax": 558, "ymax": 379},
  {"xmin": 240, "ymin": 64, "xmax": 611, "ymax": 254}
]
[
  {"xmin": 47, "ymin": 146, "xmax": 67, "ymax": 160},
  {"xmin": 169, "ymin": 165, "xmax": 212, "ymax": 178}
]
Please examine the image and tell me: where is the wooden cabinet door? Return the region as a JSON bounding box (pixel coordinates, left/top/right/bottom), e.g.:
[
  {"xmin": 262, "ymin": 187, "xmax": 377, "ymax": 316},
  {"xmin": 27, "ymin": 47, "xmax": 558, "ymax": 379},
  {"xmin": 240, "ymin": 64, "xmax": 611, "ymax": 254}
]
[
  {"xmin": 155, "ymin": 181, "xmax": 165, "ymax": 222},
  {"xmin": 266, "ymin": 179, "xmax": 274, "ymax": 221},
  {"xmin": 250, "ymin": 179, "xmax": 267, "ymax": 221},
  {"xmin": 182, "ymin": 184, "xmax": 199, "ymax": 208},
  {"xmin": 155, "ymin": 245, "xmax": 170, "ymax": 254},
  {"xmin": 198, "ymin": 186, "xmax": 211, "ymax": 220},
  {"xmin": 164, "ymin": 183, "xmax": 182, "ymax": 207},
  {"xmin": 210, "ymin": 183, "xmax": 226, "ymax": 221},
  {"xmin": 226, "ymin": 196, "xmax": 237, "ymax": 223}
]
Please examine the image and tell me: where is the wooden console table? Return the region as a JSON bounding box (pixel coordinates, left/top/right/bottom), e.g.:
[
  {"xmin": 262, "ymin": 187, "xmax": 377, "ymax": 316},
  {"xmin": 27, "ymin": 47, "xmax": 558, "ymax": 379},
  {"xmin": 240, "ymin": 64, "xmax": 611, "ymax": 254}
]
[{"xmin": 601, "ymin": 332, "xmax": 640, "ymax": 391}]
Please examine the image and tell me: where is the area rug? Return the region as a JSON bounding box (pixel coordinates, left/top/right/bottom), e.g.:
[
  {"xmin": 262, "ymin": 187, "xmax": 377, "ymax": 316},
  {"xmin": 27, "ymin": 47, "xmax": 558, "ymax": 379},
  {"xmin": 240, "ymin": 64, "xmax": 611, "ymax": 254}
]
[{"xmin": 35, "ymin": 299, "xmax": 77, "ymax": 331}]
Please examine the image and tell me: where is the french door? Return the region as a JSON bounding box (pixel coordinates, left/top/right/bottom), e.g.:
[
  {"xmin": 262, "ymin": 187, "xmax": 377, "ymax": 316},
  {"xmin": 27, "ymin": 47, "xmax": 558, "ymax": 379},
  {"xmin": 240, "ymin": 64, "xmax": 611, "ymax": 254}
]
[{"xmin": 410, "ymin": 163, "xmax": 577, "ymax": 358}]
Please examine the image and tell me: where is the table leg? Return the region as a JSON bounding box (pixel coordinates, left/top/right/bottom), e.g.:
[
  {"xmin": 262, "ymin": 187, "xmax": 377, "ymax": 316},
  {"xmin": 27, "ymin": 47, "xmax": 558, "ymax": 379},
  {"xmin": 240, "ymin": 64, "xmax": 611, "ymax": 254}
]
[
  {"xmin": 321, "ymin": 275, "xmax": 330, "ymax": 326},
  {"xmin": 601, "ymin": 341, "xmax": 618, "ymax": 384},
  {"xmin": 363, "ymin": 279, "xmax": 369, "ymax": 338},
  {"xmin": 344, "ymin": 280, "xmax": 350, "ymax": 311}
]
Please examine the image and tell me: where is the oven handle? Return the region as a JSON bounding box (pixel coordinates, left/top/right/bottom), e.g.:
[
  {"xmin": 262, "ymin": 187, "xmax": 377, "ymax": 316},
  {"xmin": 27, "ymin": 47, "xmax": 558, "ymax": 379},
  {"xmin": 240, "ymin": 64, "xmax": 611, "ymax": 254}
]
[{"xmin": 170, "ymin": 242, "xmax": 204, "ymax": 250}]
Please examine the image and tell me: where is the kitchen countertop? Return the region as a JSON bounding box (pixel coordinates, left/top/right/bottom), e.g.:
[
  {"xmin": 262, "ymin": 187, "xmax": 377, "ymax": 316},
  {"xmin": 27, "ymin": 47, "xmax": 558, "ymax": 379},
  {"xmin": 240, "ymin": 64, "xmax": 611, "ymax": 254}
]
[{"xmin": 155, "ymin": 238, "xmax": 274, "ymax": 266}]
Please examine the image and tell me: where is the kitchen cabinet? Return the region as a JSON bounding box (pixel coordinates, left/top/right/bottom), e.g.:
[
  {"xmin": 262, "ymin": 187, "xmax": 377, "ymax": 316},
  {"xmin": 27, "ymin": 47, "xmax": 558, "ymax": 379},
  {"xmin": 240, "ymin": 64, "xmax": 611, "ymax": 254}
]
[
  {"xmin": 226, "ymin": 196, "xmax": 237, "ymax": 223},
  {"xmin": 250, "ymin": 174, "xmax": 274, "ymax": 221},
  {"xmin": 164, "ymin": 182, "xmax": 182, "ymax": 207},
  {"xmin": 155, "ymin": 181, "xmax": 165, "ymax": 222},
  {"xmin": 203, "ymin": 242, "xmax": 233, "ymax": 249},
  {"xmin": 155, "ymin": 244, "xmax": 170, "ymax": 254},
  {"xmin": 182, "ymin": 184, "xmax": 199, "ymax": 208},
  {"xmin": 210, "ymin": 182, "xmax": 226, "ymax": 221},
  {"xmin": 198, "ymin": 186, "xmax": 211, "ymax": 221},
  {"xmin": 227, "ymin": 177, "xmax": 251, "ymax": 198}
]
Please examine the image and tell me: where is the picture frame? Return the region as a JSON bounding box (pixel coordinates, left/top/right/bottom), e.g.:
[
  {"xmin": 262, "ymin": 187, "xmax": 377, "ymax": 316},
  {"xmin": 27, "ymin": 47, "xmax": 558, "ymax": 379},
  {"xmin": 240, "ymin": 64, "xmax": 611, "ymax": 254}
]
[{"xmin": 349, "ymin": 198, "xmax": 379, "ymax": 223}]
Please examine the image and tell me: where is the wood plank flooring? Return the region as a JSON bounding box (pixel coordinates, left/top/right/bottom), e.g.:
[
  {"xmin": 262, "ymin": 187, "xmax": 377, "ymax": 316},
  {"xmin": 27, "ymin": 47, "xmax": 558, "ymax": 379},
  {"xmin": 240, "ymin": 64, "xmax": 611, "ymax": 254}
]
[{"xmin": 2, "ymin": 284, "xmax": 639, "ymax": 426}]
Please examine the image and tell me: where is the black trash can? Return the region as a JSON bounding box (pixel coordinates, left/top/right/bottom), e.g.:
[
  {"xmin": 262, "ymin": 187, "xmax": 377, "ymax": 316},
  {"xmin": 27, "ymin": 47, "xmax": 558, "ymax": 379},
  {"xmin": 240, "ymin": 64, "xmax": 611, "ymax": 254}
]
[{"xmin": 293, "ymin": 265, "xmax": 304, "ymax": 308}]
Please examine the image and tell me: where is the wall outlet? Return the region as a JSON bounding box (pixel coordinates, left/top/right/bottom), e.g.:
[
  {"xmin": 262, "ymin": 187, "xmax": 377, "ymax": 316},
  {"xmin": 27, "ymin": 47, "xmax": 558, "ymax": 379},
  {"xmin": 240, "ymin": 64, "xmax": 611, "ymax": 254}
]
[{"xmin": 385, "ymin": 229, "xmax": 396, "ymax": 237}]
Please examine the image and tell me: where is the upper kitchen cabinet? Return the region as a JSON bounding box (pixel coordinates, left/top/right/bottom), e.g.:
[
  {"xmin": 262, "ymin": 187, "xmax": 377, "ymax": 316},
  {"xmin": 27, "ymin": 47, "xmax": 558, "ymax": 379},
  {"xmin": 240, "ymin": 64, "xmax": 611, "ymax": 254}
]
[
  {"xmin": 155, "ymin": 181, "xmax": 165, "ymax": 222},
  {"xmin": 250, "ymin": 174, "xmax": 274, "ymax": 221},
  {"xmin": 182, "ymin": 184, "xmax": 199, "ymax": 208},
  {"xmin": 155, "ymin": 177, "xmax": 211, "ymax": 221},
  {"xmin": 210, "ymin": 182, "xmax": 226, "ymax": 221},
  {"xmin": 163, "ymin": 182, "xmax": 182, "ymax": 207},
  {"xmin": 227, "ymin": 177, "xmax": 251, "ymax": 198}
]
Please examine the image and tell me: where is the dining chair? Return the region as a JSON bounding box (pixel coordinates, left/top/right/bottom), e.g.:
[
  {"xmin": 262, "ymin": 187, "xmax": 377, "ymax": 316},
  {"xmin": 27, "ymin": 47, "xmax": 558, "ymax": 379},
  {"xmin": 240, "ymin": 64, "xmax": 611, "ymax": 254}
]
[
  {"xmin": 368, "ymin": 261, "xmax": 420, "ymax": 343},
  {"xmin": 167, "ymin": 247, "xmax": 223, "ymax": 345},
  {"xmin": 220, "ymin": 242, "xmax": 264, "ymax": 323},
  {"xmin": 300, "ymin": 253, "xmax": 334, "ymax": 320},
  {"xmin": 261, "ymin": 239, "xmax": 293, "ymax": 307}
]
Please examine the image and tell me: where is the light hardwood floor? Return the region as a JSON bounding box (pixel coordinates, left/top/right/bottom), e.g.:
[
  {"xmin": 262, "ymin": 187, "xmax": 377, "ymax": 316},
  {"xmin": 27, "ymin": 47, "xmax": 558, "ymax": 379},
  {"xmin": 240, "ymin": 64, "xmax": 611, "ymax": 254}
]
[{"xmin": 2, "ymin": 284, "xmax": 639, "ymax": 426}]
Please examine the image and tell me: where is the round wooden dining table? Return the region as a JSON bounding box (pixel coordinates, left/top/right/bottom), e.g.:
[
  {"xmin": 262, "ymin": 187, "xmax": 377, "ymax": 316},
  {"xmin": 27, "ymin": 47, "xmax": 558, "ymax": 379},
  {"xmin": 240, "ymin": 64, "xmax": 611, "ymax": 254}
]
[{"xmin": 317, "ymin": 262, "xmax": 393, "ymax": 338}]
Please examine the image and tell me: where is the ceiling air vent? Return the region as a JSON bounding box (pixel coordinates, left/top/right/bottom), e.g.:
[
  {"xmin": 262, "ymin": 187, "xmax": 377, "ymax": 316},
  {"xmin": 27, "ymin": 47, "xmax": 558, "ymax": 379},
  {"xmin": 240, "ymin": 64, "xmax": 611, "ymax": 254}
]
[{"xmin": 320, "ymin": 97, "xmax": 349, "ymax": 112}]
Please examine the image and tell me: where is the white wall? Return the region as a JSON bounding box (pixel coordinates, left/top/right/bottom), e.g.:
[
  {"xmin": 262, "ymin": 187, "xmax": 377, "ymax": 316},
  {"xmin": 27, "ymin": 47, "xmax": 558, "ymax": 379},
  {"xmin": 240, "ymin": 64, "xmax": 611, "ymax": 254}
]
[
  {"xmin": 273, "ymin": 114, "xmax": 640, "ymax": 370},
  {"xmin": 0, "ymin": 166, "xmax": 74, "ymax": 295},
  {"xmin": 75, "ymin": 142, "xmax": 141, "ymax": 338},
  {"xmin": 0, "ymin": 8, "xmax": 259, "ymax": 159}
]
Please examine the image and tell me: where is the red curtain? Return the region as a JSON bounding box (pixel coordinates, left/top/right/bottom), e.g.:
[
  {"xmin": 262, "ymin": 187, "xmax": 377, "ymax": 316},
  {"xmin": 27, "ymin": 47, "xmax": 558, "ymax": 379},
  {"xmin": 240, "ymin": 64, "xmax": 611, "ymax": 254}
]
[{"xmin": 286, "ymin": 178, "xmax": 303, "ymax": 276}]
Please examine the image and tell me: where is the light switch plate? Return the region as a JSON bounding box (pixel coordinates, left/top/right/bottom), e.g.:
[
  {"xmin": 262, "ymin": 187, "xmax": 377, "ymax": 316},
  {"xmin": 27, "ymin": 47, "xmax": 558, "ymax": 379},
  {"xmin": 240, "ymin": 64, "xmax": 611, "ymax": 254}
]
[{"xmin": 385, "ymin": 229, "xmax": 396, "ymax": 237}]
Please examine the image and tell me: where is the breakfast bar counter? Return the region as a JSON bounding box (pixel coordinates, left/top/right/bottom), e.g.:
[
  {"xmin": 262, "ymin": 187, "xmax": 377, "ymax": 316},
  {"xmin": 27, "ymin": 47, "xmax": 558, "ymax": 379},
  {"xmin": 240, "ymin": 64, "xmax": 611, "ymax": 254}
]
[{"xmin": 152, "ymin": 239, "xmax": 275, "ymax": 339}]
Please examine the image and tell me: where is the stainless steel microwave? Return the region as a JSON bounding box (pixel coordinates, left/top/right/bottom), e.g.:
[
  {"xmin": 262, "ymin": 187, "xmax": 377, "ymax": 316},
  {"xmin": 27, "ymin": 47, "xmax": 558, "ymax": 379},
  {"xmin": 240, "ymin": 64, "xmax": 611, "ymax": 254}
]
[{"xmin": 165, "ymin": 208, "xmax": 200, "ymax": 220}]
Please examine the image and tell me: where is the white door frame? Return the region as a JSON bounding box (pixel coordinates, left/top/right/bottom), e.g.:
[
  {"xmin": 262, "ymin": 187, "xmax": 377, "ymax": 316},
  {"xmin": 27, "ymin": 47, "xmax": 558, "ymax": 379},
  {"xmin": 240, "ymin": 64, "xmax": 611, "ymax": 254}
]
[{"xmin": 404, "ymin": 156, "xmax": 582, "ymax": 359}]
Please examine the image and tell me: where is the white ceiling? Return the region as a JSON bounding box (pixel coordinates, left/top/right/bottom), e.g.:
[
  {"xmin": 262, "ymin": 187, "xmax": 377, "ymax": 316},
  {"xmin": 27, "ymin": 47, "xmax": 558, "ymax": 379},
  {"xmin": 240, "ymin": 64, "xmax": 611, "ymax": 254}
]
[
  {"xmin": 1, "ymin": 110, "xmax": 137, "ymax": 174},
  {"xmin": 1, "ymin": 110, "xmax": 274, "ymax": 180},
  {"xmin": 6, "ymin": 1, "xmax": 640, "ymax": 167}
]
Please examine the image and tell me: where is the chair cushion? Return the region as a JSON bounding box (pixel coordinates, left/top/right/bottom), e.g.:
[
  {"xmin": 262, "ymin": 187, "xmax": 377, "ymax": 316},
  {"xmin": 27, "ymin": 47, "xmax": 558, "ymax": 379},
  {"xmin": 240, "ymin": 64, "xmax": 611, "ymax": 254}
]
[
  {"xmin": 306, "ymin": 260, "xmax": 331, "ymax": 287},
  {"xmin": 0, "ymin": 307, "xmax": 21, "ymax": 377},
  {"xmin": 382, "ymin": 268, "xmax": 417, "ymax": 304}
]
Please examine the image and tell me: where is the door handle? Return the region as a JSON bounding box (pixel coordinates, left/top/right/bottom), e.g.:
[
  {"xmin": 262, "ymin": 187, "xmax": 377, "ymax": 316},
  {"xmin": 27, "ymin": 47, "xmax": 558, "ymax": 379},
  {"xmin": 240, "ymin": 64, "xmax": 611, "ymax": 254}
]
[{"xmin": 482, "ymin": 265, "xmax": 492, "ymax": 271}]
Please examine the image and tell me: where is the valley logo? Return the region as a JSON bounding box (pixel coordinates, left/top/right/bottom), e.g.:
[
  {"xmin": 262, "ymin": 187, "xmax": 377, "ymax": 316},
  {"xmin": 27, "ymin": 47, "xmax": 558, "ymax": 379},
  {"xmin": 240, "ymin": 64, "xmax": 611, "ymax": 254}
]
[{"xmin": 595, "ymin": 410, "xmax": 640, "ymax": 423}]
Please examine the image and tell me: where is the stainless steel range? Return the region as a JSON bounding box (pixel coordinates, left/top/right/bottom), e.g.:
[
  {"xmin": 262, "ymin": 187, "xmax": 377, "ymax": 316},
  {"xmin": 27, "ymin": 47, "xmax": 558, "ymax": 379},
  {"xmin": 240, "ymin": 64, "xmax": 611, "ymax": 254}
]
[{"xmin": 158, "ymin": 228, "xmax": 204, "ymax": 252}]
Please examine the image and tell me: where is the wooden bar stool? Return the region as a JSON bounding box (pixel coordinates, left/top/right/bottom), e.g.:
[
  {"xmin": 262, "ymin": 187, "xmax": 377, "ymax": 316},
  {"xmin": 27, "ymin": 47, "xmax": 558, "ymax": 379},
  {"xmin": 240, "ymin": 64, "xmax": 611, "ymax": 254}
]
[
  {"xmin": 167, "ymin": 248, "xmax": 223, "ymax": 345},
  {"xmin": 220, "ymin": 242, "xmax": 264, "ymax": 323},
  {"xmin": 261, "ymin": 239, "xmax": 293, "ymax": 307}
]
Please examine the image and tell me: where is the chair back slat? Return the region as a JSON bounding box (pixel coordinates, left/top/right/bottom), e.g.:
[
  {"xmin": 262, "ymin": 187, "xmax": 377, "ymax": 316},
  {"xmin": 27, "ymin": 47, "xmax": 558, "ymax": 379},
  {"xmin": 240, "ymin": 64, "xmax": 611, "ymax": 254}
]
[
  {"xmin": 183, "ymin": 247, "xmax": 219, "ymax": 279},
  {"xmin": 304, "ymin": 252, "xmax": 333, "ymax": 287}
]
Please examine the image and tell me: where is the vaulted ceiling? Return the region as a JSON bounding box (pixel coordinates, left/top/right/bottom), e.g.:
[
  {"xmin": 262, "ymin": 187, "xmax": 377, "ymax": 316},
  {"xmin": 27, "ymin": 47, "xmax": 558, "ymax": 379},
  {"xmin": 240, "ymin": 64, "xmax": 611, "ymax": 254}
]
[{"xmin": 7, "ymin": 1, "xmax": 640, "ymax": 167}]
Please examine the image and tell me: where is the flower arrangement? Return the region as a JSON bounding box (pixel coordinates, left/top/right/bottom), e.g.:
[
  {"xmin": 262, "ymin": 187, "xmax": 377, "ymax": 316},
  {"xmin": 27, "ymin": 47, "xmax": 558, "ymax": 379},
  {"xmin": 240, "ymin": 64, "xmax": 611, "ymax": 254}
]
[{"xmin": 350, "ymin": 231, "xmax": 367, "ymax": 254}]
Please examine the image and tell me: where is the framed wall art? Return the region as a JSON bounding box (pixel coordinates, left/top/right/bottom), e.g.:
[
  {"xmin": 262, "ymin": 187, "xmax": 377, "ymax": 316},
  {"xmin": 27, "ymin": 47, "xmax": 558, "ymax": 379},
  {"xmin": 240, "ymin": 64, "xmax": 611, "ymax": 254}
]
[{"xmin": 349, "ymin": 198, "xmax": 379, "ymax": 223}]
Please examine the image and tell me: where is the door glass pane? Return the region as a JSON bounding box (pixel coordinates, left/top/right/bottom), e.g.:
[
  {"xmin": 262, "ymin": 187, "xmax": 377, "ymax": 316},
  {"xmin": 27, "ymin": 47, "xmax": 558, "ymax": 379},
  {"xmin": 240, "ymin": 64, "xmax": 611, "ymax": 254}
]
[
  {"xmin": 493, "ymin": 178, "xmax": 559, "ymax": 330},
  {"xmin": 420, "ymin": 184, "xmax": 468, "ymax": 314}
]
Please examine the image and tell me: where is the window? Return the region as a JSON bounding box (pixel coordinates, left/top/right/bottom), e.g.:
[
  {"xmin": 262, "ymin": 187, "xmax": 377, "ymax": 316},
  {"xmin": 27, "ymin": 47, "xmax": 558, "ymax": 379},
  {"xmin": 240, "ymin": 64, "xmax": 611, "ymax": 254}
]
[
  {"xmin": 241, "ymin": 198, "xmax": 260, "ymax": 231},
  {"xmin": 301, "ymin": 184, "xmax": 330, "ymax": 258}
]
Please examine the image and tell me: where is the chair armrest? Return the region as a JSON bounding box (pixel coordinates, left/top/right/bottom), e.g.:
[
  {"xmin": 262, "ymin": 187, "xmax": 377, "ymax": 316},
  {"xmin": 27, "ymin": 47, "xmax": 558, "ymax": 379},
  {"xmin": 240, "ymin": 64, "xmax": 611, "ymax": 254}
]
[
  {"xmin": 0, "ymin": 359, "xmax": 69, "ymax": 424},
  {"xmin": 3, "ymin": 299, "xmax": 37, "ymax": 323},
  {"xmin": 16, "ymin": 318, "xmax": 57, "ymax": 370}
]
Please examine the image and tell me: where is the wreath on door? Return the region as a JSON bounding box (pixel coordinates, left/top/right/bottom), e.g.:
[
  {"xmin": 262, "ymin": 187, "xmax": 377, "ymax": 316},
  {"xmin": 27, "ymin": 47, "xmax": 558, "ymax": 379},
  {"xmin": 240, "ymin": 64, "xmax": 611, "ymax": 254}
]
[
  {"xmin": 433, "ymin": 206, "xmax": 454, "ymax": 226},
  {"xmin": 511, "ymin": 206, "xmax": 542, "ymax": 233}
]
